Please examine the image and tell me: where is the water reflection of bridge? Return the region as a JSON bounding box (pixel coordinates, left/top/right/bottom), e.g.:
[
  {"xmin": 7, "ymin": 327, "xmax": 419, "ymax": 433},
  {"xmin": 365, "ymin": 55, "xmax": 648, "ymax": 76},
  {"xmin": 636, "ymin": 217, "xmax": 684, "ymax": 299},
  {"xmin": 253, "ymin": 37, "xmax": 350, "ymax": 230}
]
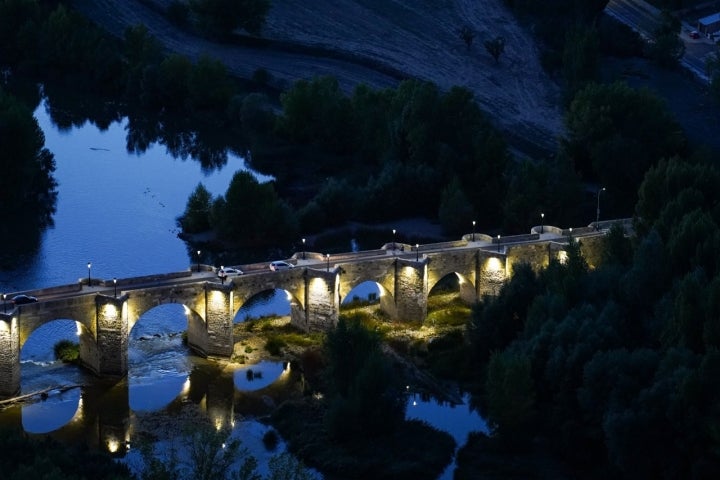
[
  {"xmin": 0, "ymin": 220, "xmax": 628, "ymax": 397},
  {"xmin": 0, "ymin": 360, "xmax": 296, "ymax": 455}
]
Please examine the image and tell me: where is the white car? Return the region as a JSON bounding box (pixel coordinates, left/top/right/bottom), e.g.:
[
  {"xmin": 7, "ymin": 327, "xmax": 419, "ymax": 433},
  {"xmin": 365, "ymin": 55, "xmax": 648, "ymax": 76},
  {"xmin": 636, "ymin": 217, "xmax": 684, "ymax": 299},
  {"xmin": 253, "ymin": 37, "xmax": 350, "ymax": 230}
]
[
  {"xmin": 218, "ymin": 267, "xmax": 243, "ymax": 277},
  {"xmin": 269, "ymin": 261, "xmax": 295, "ymax": 271}
]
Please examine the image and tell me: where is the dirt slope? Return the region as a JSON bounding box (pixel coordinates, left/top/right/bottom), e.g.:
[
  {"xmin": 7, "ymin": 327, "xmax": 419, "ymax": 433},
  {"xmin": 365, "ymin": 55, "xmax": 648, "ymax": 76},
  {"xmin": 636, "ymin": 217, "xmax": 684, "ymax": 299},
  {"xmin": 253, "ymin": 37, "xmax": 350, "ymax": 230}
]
[{"xmin": 70, "ymin": 0, "xmax": 563, "ymax": 158}]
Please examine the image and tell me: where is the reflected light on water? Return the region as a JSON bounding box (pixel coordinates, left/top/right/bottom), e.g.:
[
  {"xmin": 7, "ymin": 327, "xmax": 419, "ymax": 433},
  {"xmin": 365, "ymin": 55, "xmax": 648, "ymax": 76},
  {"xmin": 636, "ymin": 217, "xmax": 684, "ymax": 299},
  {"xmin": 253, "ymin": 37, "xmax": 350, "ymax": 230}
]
[
  {"xmin": 108, "ymin": 438, "xmax": 120, "ymax": 453},
  {"xmin": 181, "ymin": 377, "xmax": 191, "ymax": 396}
]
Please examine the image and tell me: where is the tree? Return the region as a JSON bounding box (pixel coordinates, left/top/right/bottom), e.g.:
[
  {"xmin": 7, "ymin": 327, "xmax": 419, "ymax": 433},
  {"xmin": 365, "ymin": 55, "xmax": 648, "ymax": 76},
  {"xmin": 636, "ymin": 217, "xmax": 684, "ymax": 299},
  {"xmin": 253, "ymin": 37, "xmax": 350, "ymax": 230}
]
[
  {"xmin": 276, "ymin": 76, "xmax": 354, "ymax": 154},
  {"xmin": 485, "ymin": 349, "xmax": 536, "ymax": 443},
  {"xmin": 458, "ymin": 25, "xmax": 475, "ymax": 49},
  {"xmin": 562, "ymin": 26, "xmax": 599, "ymax": 98},
  {"xmin": 187, "ymin": 54, "xmax": 234, "ymax": 111},
  {"xmin": 211, "ymin": 171, "xmax": 298, "ymax": 245},
  {"xmin": 562, "ymin": 82, "xmax": 686, "ymax": 216},
  {"xmin": 190, "ymin": 0, "xmax": 271, "ymax": 36},
  {"xmin": 707, "ymin": 50, "xmax": 720, "ymax": 102},
  {"xmin": 267, "ymin": 453, "xmax": 315, "ymax": 480},
  {"xmin": 323, "ymin": 316, "xmax": 406, "ymax": 440},
  {"xmin": 178, "ymin": 183, "xmax": 213, "ymax": 233},
  {"xmin": 438, "ymin": 176, "xmax": 474, "ymax": 235},
  {"xmin": 483, "ymin": 36, "xmax": 505, "ymax": 64},
  {"xmin": 648, "ymin": 9, "xmax": 685, "ymax": 68}
]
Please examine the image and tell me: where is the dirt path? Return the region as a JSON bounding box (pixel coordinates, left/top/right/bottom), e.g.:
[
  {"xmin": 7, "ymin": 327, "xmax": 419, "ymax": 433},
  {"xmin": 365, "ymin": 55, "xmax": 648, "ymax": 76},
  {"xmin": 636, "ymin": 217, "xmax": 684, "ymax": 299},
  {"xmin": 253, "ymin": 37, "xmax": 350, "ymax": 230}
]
[{"xmin": 70, "ymin": 0, "xmax": 563, "ymax": 158}]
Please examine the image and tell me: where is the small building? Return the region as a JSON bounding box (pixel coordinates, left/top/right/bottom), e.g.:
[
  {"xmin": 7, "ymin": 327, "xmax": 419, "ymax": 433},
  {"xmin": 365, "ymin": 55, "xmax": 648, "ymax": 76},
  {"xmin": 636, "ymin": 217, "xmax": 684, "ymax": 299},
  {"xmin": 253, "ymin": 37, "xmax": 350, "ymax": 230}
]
[{"xmin": 698, "ymin": 12, "xmax": 720, "ymax": 35}]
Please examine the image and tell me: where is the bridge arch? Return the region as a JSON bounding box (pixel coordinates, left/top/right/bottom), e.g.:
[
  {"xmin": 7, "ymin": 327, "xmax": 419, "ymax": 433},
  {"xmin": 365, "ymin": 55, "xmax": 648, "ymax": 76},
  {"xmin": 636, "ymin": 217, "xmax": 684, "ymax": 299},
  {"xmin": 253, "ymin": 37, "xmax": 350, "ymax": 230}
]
[
  {"xmin": 232, "ymin": 288, "xmax": 302, "ymax": 326},
  {"xmin": 19, "ymin": 317, "xmax": 97, "ymax": 363},
  {"xmin": 428, "ymin": 272, "xmax": 476, "ymax": 305},
  {"xmin": 340, "ymin": 280, "xmax": 396, "ymax": 320}
]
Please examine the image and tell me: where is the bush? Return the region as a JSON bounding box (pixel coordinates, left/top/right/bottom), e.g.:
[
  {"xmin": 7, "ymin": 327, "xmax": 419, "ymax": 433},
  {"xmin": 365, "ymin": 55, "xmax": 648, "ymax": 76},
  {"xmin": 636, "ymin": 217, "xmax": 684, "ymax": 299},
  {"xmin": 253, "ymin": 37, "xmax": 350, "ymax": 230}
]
[
  {"xmin": 53, "ymin": 339, "xmax": 79, "ymax": 362},
  {"xmin": 262, "ymin": 429, "xmax": 279, "ymax": 450},
  {"xmin": 265, "ymin": 336, "xmax": 286, "ymax": 356}
]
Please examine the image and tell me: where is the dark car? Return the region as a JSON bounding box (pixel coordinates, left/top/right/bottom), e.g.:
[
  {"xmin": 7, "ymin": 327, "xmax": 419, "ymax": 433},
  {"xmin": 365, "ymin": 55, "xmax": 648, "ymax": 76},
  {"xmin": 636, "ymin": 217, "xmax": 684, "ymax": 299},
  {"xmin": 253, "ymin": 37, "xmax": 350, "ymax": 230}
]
[{"xmin": 12, "ymin": 294, "xmax": 38, "ymax": 305}]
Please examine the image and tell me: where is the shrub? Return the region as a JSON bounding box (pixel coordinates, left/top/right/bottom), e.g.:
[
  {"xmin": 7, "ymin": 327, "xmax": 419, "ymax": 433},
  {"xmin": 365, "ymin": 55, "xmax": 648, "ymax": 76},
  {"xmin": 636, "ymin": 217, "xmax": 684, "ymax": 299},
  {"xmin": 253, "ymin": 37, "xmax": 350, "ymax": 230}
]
[
  {"xmin": 265, "ymin": 336, "xmax": 286, "ymax": 356},
  {"xmin": 53, "ymin": 339, "xmax": 79, "ymax": 362},
  {"xmin": 262, "ymin": 429, "xmax": 279, "ymax": 450}
]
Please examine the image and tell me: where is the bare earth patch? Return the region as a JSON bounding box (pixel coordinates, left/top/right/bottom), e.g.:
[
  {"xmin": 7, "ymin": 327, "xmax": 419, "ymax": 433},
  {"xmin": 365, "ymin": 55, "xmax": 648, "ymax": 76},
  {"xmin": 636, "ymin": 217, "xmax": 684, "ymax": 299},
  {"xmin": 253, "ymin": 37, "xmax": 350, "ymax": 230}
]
[{"xmin": 70, "ymin": 0, "xmax": 563, "ymax": 158}]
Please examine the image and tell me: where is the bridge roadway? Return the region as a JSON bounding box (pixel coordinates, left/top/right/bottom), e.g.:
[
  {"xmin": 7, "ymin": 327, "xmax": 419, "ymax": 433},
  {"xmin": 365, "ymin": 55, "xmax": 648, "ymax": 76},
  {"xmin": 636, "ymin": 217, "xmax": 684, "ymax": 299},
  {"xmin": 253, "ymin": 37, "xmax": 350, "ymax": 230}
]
[{"xmin": 0, "ymin": 220, "xmax": 626, "ymax": 397}]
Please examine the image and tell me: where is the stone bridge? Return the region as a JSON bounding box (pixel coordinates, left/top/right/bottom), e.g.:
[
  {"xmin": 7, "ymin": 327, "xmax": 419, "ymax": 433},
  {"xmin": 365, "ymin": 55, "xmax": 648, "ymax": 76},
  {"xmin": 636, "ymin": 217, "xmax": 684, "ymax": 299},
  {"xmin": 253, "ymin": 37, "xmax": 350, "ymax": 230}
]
[{"xmin": 0, "ymin": 220, "xmax": 628, "ymax": 397}]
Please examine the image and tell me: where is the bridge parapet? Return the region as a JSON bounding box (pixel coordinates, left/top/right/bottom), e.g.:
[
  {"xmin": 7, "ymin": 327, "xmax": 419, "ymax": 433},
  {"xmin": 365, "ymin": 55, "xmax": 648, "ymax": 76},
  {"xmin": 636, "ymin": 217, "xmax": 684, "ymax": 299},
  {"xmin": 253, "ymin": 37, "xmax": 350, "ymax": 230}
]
[
  {"xmin": 104, "ymin": 270, "xmax": 193, "ymax": 288},
  {"xmin": 495, "ymin": 233, "xmax": 540, "ymax": 244}
]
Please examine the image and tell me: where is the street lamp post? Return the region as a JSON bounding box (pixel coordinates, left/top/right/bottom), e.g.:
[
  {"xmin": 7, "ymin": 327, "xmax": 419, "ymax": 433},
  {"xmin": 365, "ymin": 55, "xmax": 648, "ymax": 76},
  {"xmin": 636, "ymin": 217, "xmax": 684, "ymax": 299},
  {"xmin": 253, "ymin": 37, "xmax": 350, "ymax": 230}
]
[
  {"xmin": 196, "ymin": 250, "xmax": 201, "ymax": 272},
  {"xmin": 326, "ymin": 254, "xmax": 330, "ymax": 272},
  {"xmin": 540, "ymin": 212, "xmax": 544, "ymax": 234},
  {"xmin": 392, "ymin": 229, "xmax": 396, "ymax": 250},
  {"xmin": 87, "ymin": 262, "xmax": 92, "ymax": 287},
  {"xmin": 596, "ymin": 187, "xmax": 606, "ymax": 230},
  {"xmin": 497, "ymin": 234, "xmax": 501, "ymax": 252},
  {"xmin": 416, "ymin": 244, "xmax": 419, "ymax": 262},
  {"xmin": 2, "ymin": 294, "xmax": 5, "ymax": 313},
  {"xmin": 472, "ymin": 220, "xmax": 476, "ymax": 242},
  {"xmin": 113, "ymin": 278, "xmax": 117, "ymax": 298},
  {"xmin": 302, "ymin": 238, "xmax": 306, "ymax": 260}
]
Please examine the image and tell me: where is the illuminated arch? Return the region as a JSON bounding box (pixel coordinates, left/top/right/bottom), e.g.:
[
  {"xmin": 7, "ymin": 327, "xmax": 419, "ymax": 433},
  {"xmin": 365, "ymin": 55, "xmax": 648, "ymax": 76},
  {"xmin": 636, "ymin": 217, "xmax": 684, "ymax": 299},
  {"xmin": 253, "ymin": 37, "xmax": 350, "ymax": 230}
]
[
  {"xmin": 428, "ymin": 272, "xmax": 476, "ymax": 305},
  {"xmin": 340, "ymin": 279, "xmax": 396, "ymax": 319}
]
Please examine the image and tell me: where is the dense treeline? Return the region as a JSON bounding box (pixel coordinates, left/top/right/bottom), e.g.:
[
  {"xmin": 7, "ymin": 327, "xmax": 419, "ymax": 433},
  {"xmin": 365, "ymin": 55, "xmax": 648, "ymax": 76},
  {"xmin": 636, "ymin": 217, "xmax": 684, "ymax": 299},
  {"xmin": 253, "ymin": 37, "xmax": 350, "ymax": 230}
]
[{"xmin": 464, "ymin": 158, "xmax": 720, "ymax": 478}]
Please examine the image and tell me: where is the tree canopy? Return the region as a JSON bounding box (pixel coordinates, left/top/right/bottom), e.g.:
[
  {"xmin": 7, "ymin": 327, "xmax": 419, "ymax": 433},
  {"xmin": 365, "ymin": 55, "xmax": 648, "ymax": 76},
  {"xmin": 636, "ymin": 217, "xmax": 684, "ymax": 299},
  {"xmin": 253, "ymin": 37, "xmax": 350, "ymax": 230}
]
[
  {"xmin": 467, "ymin": 154, "xmax": 720, "ymax": 478},
  {"xmin": 189, "ymin": 0, "xmax": 271, "ymax": 36},
  {"xmin": 562, "ymin": 81, "xmax": 686, "ymax": 216}
]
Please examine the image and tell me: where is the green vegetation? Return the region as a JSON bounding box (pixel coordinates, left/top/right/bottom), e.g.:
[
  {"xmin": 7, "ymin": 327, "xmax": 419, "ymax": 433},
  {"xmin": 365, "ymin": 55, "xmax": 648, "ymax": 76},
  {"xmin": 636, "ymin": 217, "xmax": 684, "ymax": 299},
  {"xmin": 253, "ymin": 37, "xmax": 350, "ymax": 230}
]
[
  {"xmin": 463, "ymin": 159, "xmax": 720, "ymax": 476},
  {"xmin": 648, "ymin": 9, "xmax": 685, "ymax": 68},
  {"xmin": 0, "ymin": 428, "xmax": 133, "ymax": 479},
  {"xmin": 483, "ymin": 36, "xmax": 506, "ymax": 64},
  {"xmin": 502, "ymin": 0, "xmax": 609, "ymax": 94},
  {"xmin": 271, "ymin": 316, "xmax": 456, "ymax": 479},
  {"xmin": 2, "ymin": 3, "xmax": 719, "ymax": 476},
  {"xmin": 189, "ymin": 0, "xmax": 271, "ymax": 37},
  {"xmin": 53, "ymin": 339, "xmax": 79, "ymax": 362},
  {"xmin": 561, "ymin": 81, "xmax": 687, "ymax": 216}
]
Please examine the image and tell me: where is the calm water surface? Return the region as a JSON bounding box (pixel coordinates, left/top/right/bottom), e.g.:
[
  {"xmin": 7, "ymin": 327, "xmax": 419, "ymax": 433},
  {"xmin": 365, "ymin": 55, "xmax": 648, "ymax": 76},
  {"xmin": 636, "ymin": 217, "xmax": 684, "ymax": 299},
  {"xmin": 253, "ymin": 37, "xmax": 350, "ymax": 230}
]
[{"xmin": 0, "ymin": 102, "xmax": 487, "ymax": 479}]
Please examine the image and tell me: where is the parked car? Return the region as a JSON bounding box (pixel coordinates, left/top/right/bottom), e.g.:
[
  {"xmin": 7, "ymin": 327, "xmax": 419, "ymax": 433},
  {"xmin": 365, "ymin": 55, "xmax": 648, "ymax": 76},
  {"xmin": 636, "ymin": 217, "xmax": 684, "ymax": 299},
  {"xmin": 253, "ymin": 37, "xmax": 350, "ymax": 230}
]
[
  {"xmin": 218, "ymin": 267, "xmax": 243, "ymax": 277},
  {"xmin": 269, "ymin": 261, "xmax": 295, "ymax": 271},
  {"xmin": 690, "ymin": 30, "xmax": 700, "ymax": 39},
  {"xmin": 12, "ymin": 294, "xmax": 38, "ymax": 305}
]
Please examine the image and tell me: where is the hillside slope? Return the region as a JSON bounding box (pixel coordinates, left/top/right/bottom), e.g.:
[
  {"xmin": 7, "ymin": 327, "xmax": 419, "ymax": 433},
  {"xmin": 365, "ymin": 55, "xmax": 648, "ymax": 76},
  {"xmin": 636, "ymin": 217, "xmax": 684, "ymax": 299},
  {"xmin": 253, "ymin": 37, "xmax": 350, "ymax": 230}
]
[{"xmin": 70, "ymin": 0, "xmax": 563, "ymax": 158}]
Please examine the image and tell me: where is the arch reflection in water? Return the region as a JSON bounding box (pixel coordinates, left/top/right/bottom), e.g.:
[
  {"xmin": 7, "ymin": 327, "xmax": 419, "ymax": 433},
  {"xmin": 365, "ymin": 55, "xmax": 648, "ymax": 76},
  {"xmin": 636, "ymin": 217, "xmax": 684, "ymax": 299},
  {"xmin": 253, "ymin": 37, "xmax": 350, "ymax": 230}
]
[
  {"xmin": 128, "ymin": 304, "xmax": 191, "ymax": 411},
  {"xmin": 233, "ymin": 361, "xmax": 289, "ymax": 391},
  {"xmin": 22, "ymin": 385, "xmax": 81, "ymax": 434}
]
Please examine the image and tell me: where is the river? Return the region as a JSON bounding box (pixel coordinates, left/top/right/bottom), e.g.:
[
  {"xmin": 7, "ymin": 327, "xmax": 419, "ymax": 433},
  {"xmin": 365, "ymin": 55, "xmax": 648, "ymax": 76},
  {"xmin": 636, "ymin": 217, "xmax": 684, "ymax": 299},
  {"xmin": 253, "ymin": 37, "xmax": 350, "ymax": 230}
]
[{"xmin": 0, "ymin": 99, "xmax": 488, "ymax": 479}]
